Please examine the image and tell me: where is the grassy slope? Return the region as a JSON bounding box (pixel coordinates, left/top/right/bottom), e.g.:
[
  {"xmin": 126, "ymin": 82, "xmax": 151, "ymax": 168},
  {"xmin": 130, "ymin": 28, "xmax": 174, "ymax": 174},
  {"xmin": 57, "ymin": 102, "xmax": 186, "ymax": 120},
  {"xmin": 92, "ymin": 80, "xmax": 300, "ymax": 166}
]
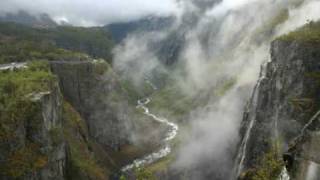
[
  {"xmin": 0, "ymin": 22, "xmax": 113, "ymax": 64},
  {"xmin": 278, "ymin": 21, "xmax": 320, "ymax": 42}
]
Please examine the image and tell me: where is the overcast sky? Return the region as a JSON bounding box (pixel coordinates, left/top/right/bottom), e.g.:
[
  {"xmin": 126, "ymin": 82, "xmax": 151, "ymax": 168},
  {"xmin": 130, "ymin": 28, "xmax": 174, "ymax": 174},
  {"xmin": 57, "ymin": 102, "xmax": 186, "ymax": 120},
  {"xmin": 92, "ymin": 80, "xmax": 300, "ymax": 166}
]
[{"xmin": 0, "ymin": 0, "xmax": 180, "ymax": 26}]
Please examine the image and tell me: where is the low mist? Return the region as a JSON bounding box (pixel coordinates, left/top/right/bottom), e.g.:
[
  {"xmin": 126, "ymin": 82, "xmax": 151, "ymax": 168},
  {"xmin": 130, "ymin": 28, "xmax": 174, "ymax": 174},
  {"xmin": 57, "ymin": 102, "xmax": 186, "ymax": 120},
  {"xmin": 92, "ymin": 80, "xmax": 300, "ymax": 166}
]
[{"xmin": 113, "ymin": 0, "xmax": 320, "ymax": 179}]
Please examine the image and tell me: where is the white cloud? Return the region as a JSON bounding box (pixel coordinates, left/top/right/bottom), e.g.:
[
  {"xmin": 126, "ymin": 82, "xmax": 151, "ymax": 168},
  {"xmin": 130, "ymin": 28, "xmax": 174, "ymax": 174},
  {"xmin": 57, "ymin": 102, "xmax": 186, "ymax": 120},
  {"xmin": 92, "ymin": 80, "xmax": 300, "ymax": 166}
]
[
  {"xmin": 0, "ymin": 0, "xmax": 180, "ymax": 26},
  {"xmin": 276, "ymin": 0, "xmax": 320, "ymax": 36},
  {"xmin": 207, "ymin": 0, "xmax": 259, "ymax": 17}
]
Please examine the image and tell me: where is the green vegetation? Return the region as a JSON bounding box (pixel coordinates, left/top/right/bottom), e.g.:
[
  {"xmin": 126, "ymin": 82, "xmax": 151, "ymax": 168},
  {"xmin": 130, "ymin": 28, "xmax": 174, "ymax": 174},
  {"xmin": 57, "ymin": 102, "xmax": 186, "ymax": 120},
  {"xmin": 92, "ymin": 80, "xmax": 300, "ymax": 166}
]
[
  {"xmin": 53, "ymin": 26, "xmax": 114, "ymax": 61},
  {"xmin": 278, "ymin": 21, "xmax": 320, "ymax": 42},
  {"xmin": 3, "ymin": 143, "xmax": 48, "ymax": 178},
  {"xmin": 214, "ymin": 78, "xmax": 237, "ymax": 97},
  {"xmin": 135, "ymin": 167, "xmax": 157, "ymax": 180},
  {"xmin": 241, "ymin": 145, "xmax": 284, "ymax": 180},
  {"xmin": 148, "ymin": 83, "xmax": 196, "ymax": 119},
  {"xmin": 0, "ymin": 61, "xmax": 55, "ymax": 94},
  {"xmin": 93, "ymin": 59, "xmax": 111, "ymax": 75},
  {"xmin": 0, "ymin": 34, "xmax": 89, "ymax": 64},
  {"xmin": 120, "ymin": 167, "xmax": 157, "ymax": 180},
  {"xmin": 120, "ymin": 79, "xmax": 142, "ymax": 103},
  {"xmin": 0, "ymin": 61, "xmax": 55, "ymax": 134},
  {"xmin": 0, "ymin": 22, "xmax": 114, "ymax": 64},
  {"xmin": 63, "ymin": 102, "xmax": 108, "ymax": 180},
  {"xmin": 147, "ymin": 155, "xmax": 173, "ymax": 173},
  {"xmin": 120, "ymin": 80, "xmax": 155, "ymax": 104},
  {"xmin": 0, "ymin": 61, "xmax": 56, "ymax": 178}
]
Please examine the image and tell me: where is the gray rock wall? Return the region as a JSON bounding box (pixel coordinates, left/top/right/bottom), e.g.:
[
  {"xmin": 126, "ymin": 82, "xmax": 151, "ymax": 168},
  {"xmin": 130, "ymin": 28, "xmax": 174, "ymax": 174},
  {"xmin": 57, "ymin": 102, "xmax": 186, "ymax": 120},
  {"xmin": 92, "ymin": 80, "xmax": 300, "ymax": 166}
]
[
  {"xmin": 50, "ymin": 61, "xmax": 132, "ymax": 150},
  {"xmin": 33, "ymin": 81, "xmax": 66, "ymax": 180},
  {"xmin": 237, "ymin": 39, "xmax": 320, "ymax": 176},
  {"xmin": 1, "ymin": 81, "xmax": 67, "ymax": 180}
]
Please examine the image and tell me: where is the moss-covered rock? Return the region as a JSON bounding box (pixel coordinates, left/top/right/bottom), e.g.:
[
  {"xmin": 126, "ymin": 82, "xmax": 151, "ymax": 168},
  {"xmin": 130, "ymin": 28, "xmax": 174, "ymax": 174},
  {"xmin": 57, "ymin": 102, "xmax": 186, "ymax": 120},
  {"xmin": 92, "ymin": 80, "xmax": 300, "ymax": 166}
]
[
  {"xmin": 0, "ymin": 61, "xmax": 66, "ymax": 180},
  {"xmin": 50, "ymin": 60, "xmax": 133, "ymax": 151},
  {"xmin": 237, "ymin": 20, "xmax": 320, "ymax": 178}
]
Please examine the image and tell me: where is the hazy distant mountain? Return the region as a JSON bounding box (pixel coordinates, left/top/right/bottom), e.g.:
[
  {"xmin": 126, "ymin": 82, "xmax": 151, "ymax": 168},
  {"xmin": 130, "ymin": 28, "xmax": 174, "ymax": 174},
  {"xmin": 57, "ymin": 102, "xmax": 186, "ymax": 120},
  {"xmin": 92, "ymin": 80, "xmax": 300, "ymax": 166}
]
[
  {"xmin": 0, "ymin": 10, "xmax": 57, "ymax": 28},
  {"xmin": 104, "ymin": 16, "xmax": 174, "ymax": 43}
]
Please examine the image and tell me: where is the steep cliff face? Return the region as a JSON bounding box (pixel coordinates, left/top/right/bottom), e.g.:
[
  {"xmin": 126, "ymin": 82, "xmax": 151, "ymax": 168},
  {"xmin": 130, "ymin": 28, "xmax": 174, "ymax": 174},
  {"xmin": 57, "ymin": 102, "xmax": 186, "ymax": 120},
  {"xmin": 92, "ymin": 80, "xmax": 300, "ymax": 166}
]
[
  {"xmin": 26, "ymin": 81, "xmax": 66, "ymax": 180},
  {"xmin": 50, "ymin": 60, "xmax": 132, "ymax": 150},
  {"xmin": 0, "ymin": 61, "xmax": 139, "ymax": 179},
  {"xmin": 289, "ymin": 111, "xmax": 320, "ymax": 180},
  {"xmin": 0, "ymin": 63, "xmax": 66, "ymax": 180},
  {"xmin": 237, "ymin": 26, "xmax": 320, "ymax": 179}
]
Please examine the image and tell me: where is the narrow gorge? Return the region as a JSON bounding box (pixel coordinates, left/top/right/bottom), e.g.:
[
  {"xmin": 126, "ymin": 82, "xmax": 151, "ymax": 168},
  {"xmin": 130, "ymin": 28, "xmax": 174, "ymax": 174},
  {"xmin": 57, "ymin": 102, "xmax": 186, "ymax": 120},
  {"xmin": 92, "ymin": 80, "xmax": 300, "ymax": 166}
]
[{"xmin": 0, "ymin": 0, "xmax": 320, "ymax": 180}]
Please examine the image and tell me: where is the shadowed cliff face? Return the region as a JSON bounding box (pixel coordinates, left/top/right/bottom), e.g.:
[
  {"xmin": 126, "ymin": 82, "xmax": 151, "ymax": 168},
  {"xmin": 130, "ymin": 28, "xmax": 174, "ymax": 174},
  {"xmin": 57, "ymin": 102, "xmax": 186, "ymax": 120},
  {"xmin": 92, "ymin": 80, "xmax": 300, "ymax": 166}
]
[
  {"xmin": 50, "ymin": 61, "xmax": 133, "ymax": 150},
  {"xmin": 237, "ymin": 36, "xmax": 320, "ymax": 178}
]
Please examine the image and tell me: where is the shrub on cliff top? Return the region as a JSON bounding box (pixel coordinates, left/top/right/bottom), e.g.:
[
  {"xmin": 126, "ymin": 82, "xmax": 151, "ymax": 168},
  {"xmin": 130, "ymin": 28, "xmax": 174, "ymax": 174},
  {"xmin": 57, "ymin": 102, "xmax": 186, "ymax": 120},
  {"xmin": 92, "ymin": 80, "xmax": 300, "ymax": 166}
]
[
  {"xmin": 0, "ymin": 61, "xmax": 55, "ymax": 178},
  {"xmin": 278, "ymin": 21, "xmax": 320, "ymax": 42}
]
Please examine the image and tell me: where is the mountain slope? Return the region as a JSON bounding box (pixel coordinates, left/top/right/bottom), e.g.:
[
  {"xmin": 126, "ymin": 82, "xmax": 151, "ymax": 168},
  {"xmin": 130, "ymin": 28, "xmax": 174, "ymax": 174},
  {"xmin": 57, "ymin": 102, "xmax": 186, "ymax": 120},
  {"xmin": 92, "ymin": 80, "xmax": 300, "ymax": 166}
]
[
  {"xmin": 0, "ymin": 22, "xmax": 114, "ymax": 63},
  {"xmin": 104, "ymin": 16, "xmax": 173, "ymax": 43}
]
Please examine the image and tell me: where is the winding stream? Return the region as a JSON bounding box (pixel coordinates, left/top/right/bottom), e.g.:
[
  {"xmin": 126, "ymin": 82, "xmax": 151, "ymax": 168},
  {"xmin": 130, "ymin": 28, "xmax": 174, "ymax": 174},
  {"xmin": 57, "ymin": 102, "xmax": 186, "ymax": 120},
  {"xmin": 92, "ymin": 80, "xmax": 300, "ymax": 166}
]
[{"xmin": 121, "ymin": 98, "xmax": 179, "ymax": 172}]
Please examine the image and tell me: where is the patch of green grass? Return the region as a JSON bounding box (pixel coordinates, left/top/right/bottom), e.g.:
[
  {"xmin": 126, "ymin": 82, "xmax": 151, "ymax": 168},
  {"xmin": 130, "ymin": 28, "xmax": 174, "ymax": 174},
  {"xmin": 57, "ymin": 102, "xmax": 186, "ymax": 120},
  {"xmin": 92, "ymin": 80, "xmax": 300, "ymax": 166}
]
[
  {"xmin": 0, "ymin": 61, "xmax": 55, "ymax": 93},
  {"xmin": 147, "ymin": 155, "xmax": 173, "ymax": 173},
  {"xmin": 278, "ymin": 21, "xmax": 320, "ymax": 42},
  {"xmin": 134, "ymin": 167, "xmax": 157, "ymax": 180},
  {"xmin": 148, "ymin": 83, "xmax": 195, "ymax": 119},
  {"xmin": 240, "ymin": 144, "xmax": 284, "ymax": 180}
]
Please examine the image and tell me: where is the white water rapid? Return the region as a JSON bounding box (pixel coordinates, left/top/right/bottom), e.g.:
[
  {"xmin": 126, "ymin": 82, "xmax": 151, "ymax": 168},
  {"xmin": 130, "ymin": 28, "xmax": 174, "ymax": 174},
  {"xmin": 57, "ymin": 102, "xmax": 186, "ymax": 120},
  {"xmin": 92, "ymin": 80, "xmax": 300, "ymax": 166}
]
[
  {"xmin": 279, "ymin": 167, "xmax": 290, "ymax": 180},
  {"xmin": 121, "ymin": 98, "xmax": 179, "ymax": 172},
  {"xmin": 0, "ymin": 62, "xmax": 27, "ymax": 71}
]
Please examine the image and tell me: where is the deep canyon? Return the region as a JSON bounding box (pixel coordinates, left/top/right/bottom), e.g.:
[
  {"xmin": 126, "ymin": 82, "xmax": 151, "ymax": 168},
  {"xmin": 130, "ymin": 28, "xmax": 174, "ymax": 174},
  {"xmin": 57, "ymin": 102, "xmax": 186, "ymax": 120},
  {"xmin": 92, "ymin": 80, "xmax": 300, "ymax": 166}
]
[{"xmin": 0, "ymin": 0, "xmax": 320, "ymax": 180}]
